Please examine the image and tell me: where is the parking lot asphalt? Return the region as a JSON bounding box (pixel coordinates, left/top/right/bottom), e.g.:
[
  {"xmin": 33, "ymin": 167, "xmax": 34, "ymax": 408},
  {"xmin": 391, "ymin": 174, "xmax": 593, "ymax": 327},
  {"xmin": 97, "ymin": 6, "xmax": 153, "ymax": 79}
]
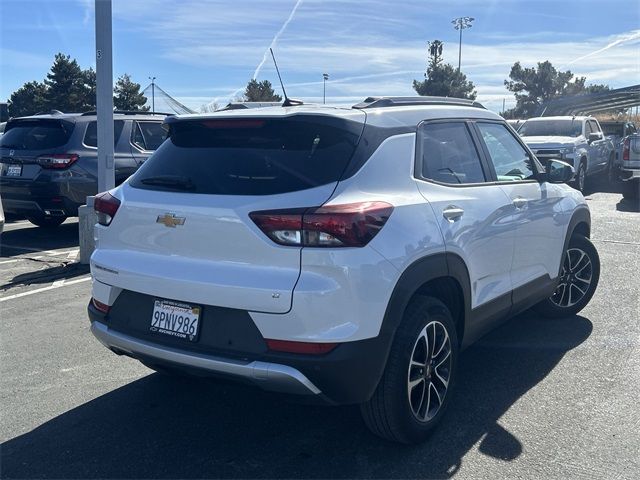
[{"xmin": 1, "ymin": 190, "xmax": 639, "ymax": 479}]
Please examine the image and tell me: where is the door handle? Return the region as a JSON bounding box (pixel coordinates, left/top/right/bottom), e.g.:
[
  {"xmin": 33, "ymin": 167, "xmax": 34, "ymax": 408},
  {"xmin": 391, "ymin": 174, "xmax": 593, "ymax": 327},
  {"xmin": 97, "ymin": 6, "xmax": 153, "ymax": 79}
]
[
  {"xmin": 512, "ymin": 197, "xmax": 527, "ymax": 209},
  {"xmin": 443, "ymin": 206, "xmax": 464, "ymax": 221}
]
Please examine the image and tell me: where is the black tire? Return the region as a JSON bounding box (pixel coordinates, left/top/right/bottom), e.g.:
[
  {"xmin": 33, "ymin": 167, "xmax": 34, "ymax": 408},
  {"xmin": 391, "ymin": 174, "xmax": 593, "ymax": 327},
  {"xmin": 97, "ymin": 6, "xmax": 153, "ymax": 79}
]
[
  {"xmin": 360, "ymin": 296, "xmax": 458, "ymax": 444},
  {"xmin": 26, "ymin": 215, "xmax": 66, "ymax": 228},
  {"xmin": 622, "ymin": 180, "xmax": 639, "ymax": 200},
  {"xmin": 574, "ymin": 161, "xmax": 587, "ymax": 192},
  {"xmin": 534, "ymin": 235, "xmax": 600, "ymax": 319},
  {"xmin": 607, "ymin": 154, "xmax": 618, "ymax": 185}
]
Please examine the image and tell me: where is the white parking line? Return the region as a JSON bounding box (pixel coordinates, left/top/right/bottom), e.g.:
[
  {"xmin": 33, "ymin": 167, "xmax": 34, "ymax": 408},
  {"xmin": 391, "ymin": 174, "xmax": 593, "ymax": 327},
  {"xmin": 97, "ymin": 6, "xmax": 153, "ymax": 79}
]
[
  {"xmin": 0, "ymin": 276, "xmax": 91, "ymax": 303},
  {"xmin": 0, "ymin": 249, "xmax": 80, "ymax": 264}
]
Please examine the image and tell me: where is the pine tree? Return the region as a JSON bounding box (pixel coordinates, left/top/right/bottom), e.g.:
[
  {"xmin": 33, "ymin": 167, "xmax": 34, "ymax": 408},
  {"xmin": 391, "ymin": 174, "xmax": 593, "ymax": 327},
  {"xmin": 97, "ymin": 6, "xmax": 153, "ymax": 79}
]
[
  {"xmin": 412, "ymin": 41, "xmax": 476, "ymax": 100},
  {"xmin": 8, "ymin": 81, "xmax": 48, "ymax": 117},
  {"xmin": 44, "ymin": 53, "xmax": 92, "ymax": 112},
  {"xmin": 113, "ymin": 74, "xmax": 149, "ymax": 111},
  {"xmin": 243, "ymin": 79, "xmax": 282, "ymax": 102}
]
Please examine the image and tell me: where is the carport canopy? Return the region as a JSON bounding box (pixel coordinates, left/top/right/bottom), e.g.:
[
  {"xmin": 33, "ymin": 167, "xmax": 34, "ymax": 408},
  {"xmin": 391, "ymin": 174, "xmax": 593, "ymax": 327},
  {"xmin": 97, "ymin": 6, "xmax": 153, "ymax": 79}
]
[{"xmin": 537, "ymin": 84, "xmax": 640, "ymax": 116}]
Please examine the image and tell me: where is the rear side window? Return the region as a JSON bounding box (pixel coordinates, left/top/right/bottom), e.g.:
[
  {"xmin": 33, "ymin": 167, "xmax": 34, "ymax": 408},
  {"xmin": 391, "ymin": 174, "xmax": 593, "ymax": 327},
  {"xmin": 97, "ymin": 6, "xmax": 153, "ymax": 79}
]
[
  {"xmin": 417, "ymin": 122, "xmax": 486, "ymax": 184},
  {"xmin": 130, "ymin": 116, "xmax": 362, "ymax": 195},
  {"xmin": 0, "ymin": 119, "xmax": 74, "ymax": 150},
  {"xmin": 131, "ymin": 121, "xmax": 166, "ymax": 151},
  {"xmin": 83, "ymin": 120, "xmax": 125, "ymax": 147}
]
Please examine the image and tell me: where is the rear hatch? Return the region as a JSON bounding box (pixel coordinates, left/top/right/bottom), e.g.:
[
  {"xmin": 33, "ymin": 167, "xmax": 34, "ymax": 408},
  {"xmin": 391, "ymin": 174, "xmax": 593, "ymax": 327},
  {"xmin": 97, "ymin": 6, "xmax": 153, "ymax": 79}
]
[
  {"xmin": 0, "ymin": 117, "xmax": 76, "ymax": 181},
  {"xmin": 93, "ymin": 111, "xmax": 366, "ymax": 313}
]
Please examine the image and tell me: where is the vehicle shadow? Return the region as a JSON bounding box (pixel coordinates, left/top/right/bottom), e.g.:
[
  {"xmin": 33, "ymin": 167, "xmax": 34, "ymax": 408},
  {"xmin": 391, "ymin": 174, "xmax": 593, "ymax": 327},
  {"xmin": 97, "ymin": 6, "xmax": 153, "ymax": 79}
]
[
  {"xmin": 616, "ymin": 196, "xmax": 640, "ymax": 212},
  {"xmin": 1, "ymin": 312, "xmax": 592, "ymax": 479},
  {"xmin": 0, "ymin": 220, "xmax": 79, "ymax": 257},
  {"xmin": 3, "ymin": 262, "xmax": 89, "ymax": 288}
]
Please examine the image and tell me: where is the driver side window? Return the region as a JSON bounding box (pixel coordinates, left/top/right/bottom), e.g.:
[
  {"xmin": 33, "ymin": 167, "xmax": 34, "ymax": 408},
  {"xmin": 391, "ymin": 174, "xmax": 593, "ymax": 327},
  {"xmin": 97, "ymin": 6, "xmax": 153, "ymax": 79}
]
[{"xmin": 477, "ymin": 122, "xmax": 535, "ymax": 182}]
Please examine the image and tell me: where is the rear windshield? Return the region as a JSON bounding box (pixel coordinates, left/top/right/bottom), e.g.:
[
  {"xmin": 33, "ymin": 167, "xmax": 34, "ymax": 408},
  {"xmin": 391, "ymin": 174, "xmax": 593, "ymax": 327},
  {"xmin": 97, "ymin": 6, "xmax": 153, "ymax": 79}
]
[
  {"xmin": 519, "ymin": 119, "xmax": 582, "ymax": 138},
  {"xmin": 129, "ymin": 116, "xmax": 362, "ymax": 195},
  {"xmin": 0, "ymin": 119, "xmax": 74, "ymax": 150}
]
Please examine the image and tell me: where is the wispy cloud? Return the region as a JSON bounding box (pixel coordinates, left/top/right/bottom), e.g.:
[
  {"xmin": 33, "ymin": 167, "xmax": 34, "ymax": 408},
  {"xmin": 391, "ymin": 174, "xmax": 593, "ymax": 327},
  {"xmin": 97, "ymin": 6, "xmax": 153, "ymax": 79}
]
[
  {"xmin": 252, "ymin": 0, "xmax": 304, "ymax": 80},
  {"xmin": 563, "ymin": 29, "xmax": 640, "ymax": 67}
]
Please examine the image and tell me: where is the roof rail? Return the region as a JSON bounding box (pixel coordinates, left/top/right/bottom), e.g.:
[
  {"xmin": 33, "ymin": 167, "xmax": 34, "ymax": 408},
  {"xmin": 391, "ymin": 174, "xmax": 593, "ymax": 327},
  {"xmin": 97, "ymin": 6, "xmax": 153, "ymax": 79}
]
[
  {"xmin": 352, "ymin": 96, "xmax": 485, "ymax": 110},
  {"xmin": 80, "ymin": 110, "xmax": 172, "ymax": 116}
]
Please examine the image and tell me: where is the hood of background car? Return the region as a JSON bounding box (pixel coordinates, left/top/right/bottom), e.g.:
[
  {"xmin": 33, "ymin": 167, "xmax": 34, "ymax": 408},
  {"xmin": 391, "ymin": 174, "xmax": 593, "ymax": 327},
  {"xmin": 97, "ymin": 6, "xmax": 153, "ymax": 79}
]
[{"xmin": 522, "ymin": 136, "xmax": 581, "ymax": 149}]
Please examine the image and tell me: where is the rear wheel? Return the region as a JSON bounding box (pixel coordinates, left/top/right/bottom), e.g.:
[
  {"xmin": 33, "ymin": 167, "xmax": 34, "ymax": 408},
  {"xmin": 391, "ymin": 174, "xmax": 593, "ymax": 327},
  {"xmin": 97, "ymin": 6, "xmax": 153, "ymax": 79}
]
[
  {"xmin": 534, "ymin": 235, "xmax": 600, "ymax": 318},
  {"xmin": 26, "ymin": 215, "xmax": 66, "ymax": 228},
  {"xmin": 360, "ymin": 296, "xmax": 458, "ymax": 444}
]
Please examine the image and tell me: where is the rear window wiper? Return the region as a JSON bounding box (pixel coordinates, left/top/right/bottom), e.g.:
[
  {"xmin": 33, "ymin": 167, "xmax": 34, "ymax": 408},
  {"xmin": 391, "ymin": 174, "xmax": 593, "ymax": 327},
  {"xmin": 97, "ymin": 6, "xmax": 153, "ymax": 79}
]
[
  {"xmin": 139, "ymin": 175, "xmax": 195, "ymax": 191},
  {"xmin": 0, "ymin": 144, "xmax": 23, "ymax": 149}
]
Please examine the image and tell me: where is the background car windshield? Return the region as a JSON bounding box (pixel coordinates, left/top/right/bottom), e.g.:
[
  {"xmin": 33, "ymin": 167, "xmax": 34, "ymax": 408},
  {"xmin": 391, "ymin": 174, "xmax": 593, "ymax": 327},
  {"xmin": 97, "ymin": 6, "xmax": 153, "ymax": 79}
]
[
  {"xmin": 519, "ymin": 119, "xmax": 582, "ymax": 137},
  {"xmin": 0, "ymin": 119, "xmax": 74, "ymax": 150},
  {"xmin": 130, "ymin": 116, "xmax": 361, "ymax": 195}
]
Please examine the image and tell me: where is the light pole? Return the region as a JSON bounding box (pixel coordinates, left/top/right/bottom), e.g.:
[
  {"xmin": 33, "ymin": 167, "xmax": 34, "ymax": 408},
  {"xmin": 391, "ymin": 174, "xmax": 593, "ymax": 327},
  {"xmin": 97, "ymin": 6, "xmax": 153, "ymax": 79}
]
[
  {"xmin": 323, "ymin": 73, "xmax": 329, "ymax": 104},
  {"xmin": 149, "ymin": 76, "xmax": 156, "ymax": 113},
  {"xmin": 451, "ymin": 16, "xmax": 474, "ymax": 72}
]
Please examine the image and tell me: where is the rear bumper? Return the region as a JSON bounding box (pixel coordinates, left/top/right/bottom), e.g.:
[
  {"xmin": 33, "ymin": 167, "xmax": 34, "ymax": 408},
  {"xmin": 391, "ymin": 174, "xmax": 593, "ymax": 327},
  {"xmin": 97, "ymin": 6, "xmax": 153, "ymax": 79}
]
[
  {"xmin": 620, "ymin": 167, "xmax": 640, "ymax": 181},
  {"xmin": 0, "ymin": 174, "xmax": 95, "ymax": 217},
  {"xmin": 90, "ymin": 320, "xmax": 321, "ymax": 396},
  {"xmin": 87, "ymin": 295, "xmax": 391, "ymax": 405}
]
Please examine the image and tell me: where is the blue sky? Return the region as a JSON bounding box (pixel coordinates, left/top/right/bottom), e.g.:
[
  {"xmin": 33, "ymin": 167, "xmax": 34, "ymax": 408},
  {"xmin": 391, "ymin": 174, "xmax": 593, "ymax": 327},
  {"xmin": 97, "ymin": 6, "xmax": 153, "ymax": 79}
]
[{"xmin": 1, "ymin": 0, "xmax": 638, "ymax": 113}]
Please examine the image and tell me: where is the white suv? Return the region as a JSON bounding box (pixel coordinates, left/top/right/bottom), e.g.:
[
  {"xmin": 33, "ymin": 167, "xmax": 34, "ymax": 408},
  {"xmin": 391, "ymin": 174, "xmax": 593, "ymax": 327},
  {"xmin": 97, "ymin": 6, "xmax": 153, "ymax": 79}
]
[{"xmin": 88, "ymin": 97, "xmax": 600, "ymax": 443}]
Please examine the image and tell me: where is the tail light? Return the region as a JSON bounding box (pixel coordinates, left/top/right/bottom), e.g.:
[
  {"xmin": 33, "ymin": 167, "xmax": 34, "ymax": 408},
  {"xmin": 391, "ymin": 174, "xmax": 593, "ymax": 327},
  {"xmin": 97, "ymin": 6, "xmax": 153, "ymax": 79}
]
[
  {"xmin": 265, "ymin": 339, "xmax": 338, "ymax": 355},
  {"xmin": 250, "ymin": 201, "xmax": 393, "ymax": 248},
  {"xmin": 37, "ymin": 154, "xmax": 78, "ymax": 169},
  {"xmin": 94, "ymin": 191, "xmax": 121, "ymax": 226},
  {"xmin": 622, "ymin": 138, "xmax": 630, "ymax": 161}
]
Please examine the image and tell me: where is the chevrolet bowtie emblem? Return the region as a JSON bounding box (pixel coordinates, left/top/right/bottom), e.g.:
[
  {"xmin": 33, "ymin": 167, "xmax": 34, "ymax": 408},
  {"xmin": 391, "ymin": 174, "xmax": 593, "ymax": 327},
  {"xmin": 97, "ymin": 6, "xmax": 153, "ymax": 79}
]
[{"xmin": 156, "ymin": 213, "xmax": 186, "ymax": 228}]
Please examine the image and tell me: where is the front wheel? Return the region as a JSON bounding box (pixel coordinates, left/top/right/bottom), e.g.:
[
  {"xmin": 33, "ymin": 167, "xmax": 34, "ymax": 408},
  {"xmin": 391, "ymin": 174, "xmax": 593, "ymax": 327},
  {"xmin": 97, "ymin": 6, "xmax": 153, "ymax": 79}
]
[
  {"xmin": 574, "ymin": 162, "xmax": 587, "ymax": 192},
  {"xmin": 534, "ymin": 235, "xmax": 600, "ymax": 318},
  {"xmin": 360, "ymin": 296, "xmax": 458, "ymax": 444}
]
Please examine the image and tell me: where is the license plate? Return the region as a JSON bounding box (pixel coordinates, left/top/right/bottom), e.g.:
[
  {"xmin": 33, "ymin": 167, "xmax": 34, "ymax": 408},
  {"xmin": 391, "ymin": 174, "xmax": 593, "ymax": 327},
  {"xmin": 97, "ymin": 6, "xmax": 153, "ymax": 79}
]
[
  {"xmin": 150, "ymin": 300, "xmax": 201, "ymax": 342},
  {"xmin": 5, "ymin": 165, "xmax": 22, "ymax": 176}
]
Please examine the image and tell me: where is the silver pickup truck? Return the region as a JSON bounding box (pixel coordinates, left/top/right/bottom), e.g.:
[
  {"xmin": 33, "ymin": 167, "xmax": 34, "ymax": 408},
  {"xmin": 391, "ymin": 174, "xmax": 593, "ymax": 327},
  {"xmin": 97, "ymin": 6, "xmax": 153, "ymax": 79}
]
[{"xmin": 519, "ymin": 116, "xmax": 615, "ymax": 192}]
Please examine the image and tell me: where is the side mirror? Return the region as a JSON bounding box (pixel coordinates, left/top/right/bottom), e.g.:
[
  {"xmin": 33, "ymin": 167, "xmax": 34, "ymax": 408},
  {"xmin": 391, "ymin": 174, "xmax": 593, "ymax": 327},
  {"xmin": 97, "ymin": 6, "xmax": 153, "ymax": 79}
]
[
  {"xmin": 545, "ymin": 159, "xmax": 575, "ymax": 184},
  {"xmin": 588, "ymin": 132, "xmax": 601, "ymax": 143}
]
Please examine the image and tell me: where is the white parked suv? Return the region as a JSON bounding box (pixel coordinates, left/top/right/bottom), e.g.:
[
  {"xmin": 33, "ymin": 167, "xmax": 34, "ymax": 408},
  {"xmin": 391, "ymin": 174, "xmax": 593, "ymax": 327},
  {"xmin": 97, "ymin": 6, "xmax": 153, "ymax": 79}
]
[{"xmin": 88, "ymin": 97, "xmax": 600, "ymax": 443}]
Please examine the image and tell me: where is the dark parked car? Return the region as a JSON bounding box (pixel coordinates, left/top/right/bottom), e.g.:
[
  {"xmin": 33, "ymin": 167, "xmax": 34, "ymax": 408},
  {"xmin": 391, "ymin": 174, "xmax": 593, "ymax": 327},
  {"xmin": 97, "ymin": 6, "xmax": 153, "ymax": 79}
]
[{"xmin": 0, "ymin": 111, "xmax": 167, "ymax": 227}]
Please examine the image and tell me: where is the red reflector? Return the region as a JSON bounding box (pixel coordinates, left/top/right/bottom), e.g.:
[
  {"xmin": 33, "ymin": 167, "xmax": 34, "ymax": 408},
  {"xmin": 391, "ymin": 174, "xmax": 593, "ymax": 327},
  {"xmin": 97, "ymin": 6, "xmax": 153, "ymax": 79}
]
[
  {"xmin": 94, "ymin": 191, "xmax": 121, "ymax": 226},
  {"xmin": 92, "ymin": 297, "xmax": 110, "ymax": 314},
  {"xmin": 265, "ymin": 339, "xmax": 338, "ymax": 355}
]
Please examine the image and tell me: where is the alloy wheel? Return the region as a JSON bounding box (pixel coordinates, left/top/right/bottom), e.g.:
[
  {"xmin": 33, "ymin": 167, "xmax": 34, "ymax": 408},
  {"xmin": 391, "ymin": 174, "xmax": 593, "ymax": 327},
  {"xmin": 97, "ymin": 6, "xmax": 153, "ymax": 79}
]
[
  {"xmin": 550, "ymin": 247, "xmax": 593, "ymax": 308},
  {"xmin": 407, "ymin": 320, "xmax": 452, "ymax": 422}
]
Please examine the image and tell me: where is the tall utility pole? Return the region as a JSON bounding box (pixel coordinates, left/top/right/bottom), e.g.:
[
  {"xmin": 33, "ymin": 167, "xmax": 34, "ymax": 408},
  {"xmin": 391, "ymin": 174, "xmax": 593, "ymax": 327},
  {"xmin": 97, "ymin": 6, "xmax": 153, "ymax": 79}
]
[
  {"xmin": 451, "ymin": 16, "xmax": 474, "ymax": 72},
  {"xmin": 95, "ymin": 0, "xmax": 114, "ymax": 192},
  {"xmin": 149, "ymin": 76, "xmax": 156, "ymax": 114},
  {"xmin": 323, "ymin": 73, "xmax": 329, "ymax": 104}
]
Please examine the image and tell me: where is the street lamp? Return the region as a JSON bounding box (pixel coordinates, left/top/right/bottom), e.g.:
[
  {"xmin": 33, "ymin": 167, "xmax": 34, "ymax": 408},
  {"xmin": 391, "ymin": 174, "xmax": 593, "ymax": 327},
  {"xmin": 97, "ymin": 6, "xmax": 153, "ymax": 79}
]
[
  {"xmin": 451, "ymin": 16, "xmax": 474, "ymax": 71},
  {"xmin": 148, "ymin": 76, "xmax": 156, "ymax": 114},
  {"xmin": 322, "ymin": 73, "xmax": 329, "ymax": 104}
]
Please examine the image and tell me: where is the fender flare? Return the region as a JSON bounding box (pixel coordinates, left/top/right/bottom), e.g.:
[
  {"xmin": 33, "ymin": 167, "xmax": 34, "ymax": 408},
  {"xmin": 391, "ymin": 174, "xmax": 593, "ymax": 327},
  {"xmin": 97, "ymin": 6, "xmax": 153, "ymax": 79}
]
[
  {"xmin": 378, "ymin": 252, "xmax": 472, "ymax": 354},
  {"xmin": 558, "ymin": 206, "xmax": 591, "ymax": 277}
]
